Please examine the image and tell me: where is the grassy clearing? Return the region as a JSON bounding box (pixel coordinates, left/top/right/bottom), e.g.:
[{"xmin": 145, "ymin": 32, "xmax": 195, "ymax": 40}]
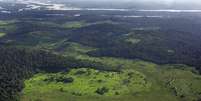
[
  {"xmin": 63, "ymin": 54, "xmax": 201, "ymax": 101},
  {"xmin": 62, "ymin": 21, "xmax": 85, "ymax": 29},
  {"xmin": 0, "ymin": 25, "xmax": 17, "ymax": 31},
  {"xmin": 21, "ymin": 67, "xmax": 177, "ymax": 101},
  {"xmin": 125, "ymin": 38, "xmax": 141, "ymax": 44},
  {"xmin": 0, "ymin": 20, "xmax": 17, "ymax": 26},
  {"xmin": 38, "ymin": 22, "xmax": 60, "ymax": 28},
  {"xmin": 22, "ymin": 51, "xmax": 201, "ymax": 101},
  {"xmin": 32, "ymin": 21, "xmax": 85, "ymax": 29},
  {"xmin": 20, "ymin": 39, "xmax": 201, "ymax": 101},
  {"xmin": 122, "ymin": 32, "xmax": 142, "ymax": 44},
  {"xmin": 159, "ymin": 68, "xmax": 201, "ymax": 101},
  {"xmin": 0, "ymin": 20, "xmax": 17, "ymax": 33},
  {"xmin": 0, "ymin": 32, "xmax": 6, "ymax": 37},
  {"xmin": 21, "ymin": 54, "xmax": 201, "ymax": 101},
  {"xmin": 0, "ymin": 21, "xmax": 8, "ymax": 25},
  {"xmin": 23, "ymin": 68, "xmax": 150, "ymax": 96},
  {"xmin": 34, "ymin": 39, "xmax": 96, "ymax": 54}
]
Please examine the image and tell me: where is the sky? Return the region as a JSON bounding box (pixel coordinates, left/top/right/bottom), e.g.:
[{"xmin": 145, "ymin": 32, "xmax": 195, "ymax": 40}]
[
  {"xmin": 1, "ymin": 0, "xmax": 201, "ymax": 4},
  {"xmin": 63, "ymin": 0, "xmax": 199, "ymax": 3},
  {"xmin": 1, "ymin": 0, "xmax": 201, "ymax": 9},
  {"xmin": 57, "ymin": 0, "xmax": 201, "ymax": 6},
  {"xmin": 54, "ymin": 0, "xmax": 201, "ymax": 6}
]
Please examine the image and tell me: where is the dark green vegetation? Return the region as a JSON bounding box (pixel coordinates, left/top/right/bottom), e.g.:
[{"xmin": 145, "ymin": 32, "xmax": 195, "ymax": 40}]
[
  {"xmin": 0, "ymin": 47, "xmax": 66, "ymax": 101},
  {"xmin": 1, "ymin": 11, "xmax": 201, "ymax": 72},
  {"xmin": 0, "ymin": 47, "xmax": 109, "ymax": 101},
  {"xmin": 0, "ymin": 5, "xmax": 201, "ymax": 101}
]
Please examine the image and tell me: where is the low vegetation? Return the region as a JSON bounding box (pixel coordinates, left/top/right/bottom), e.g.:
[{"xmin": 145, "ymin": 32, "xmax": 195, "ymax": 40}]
[
  {"xmin": 22, "ymin": 68, "xmax": 150, "ymax": 98},
  {"xmin": 0, "ymin": 32, "xmax": 6, "ymax": 37},
  {"xmin": 62, "ymin": 21, "xmax": 85, "ymax": 29},
  {"xmin": 21, "ymin": 56, "xmax": 201, "ymax": 101}
]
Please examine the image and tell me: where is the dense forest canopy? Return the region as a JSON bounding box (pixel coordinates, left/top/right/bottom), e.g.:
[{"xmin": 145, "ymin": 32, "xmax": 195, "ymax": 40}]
[
  {"xmin": 0, "ymin": 47, "xmax": 110, "ymax": 101},
  {"xmin": 0, "ymin": 1, "xmax": 201, "ymax": 101}
]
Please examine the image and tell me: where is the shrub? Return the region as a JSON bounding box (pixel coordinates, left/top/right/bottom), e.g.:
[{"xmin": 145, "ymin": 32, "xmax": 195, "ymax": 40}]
[
  {"xmin": 56, "ymin": 77, "xmax": 74, "ymax": 83},
  {"xmin": 44, "ymin": 75, "xmax": 74, "ymax": 83},
  {"xmin": 115, "ymin": 91, "xmax": 120, "ymax": 95},
  {"xmin": 35, "ymin": 99, "xmax": 43, "ymax": 101},
  {"xmin": 72, "ymin": 91, "xmax": 82, "ymax": 96},
  {"xmin": 75, "ymin": 70, "xmax": 86, "ymax": 75},
  {"xmin": 95, "ymin": 87, "xmax": 109, "ymax": 95},
  {"xmin": 59, "ymin": 88, "xmax": 64, "ymax": 92}
]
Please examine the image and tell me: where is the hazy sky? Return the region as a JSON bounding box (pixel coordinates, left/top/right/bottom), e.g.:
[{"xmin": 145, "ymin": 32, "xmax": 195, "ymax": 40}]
[
  {"xmin": 58, "ymin": 0, "xmax": 201, "ymax": 5},
  {"xmin": 1, "ymin": 0, "xmax": 201, "ymax": 6},
  {"xmin": 2, "ymin": 0, "xmax": 201, "ymax": 4},
  {"xmin": 1, "ymin": 0, "xmax": 200, "ymax": 2},
  {"xmin": 70, "ymin": 0, "xmax": 198, "ymax": 3}
]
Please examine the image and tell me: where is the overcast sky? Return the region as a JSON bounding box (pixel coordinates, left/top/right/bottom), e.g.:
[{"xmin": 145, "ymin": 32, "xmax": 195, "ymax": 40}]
[
  {"xmin": 66, "ymin": 0, "xmax": 201, "ymax": 6},
  {"xmin": 70, "ymin": 0, "xmax": 201, "ymax": 9},
  {"xmin": 68, "ymin": 0, "xmax": 199, "ymax": 3},
  {"xmin": 57, "ymin": 0, "xmax": 201, "ymax": 5},
  {"xmin": 1, "ymin": 0, "xmax": 201, "ymax": 7},
  {"xmin": 2, "ymin": 0, "xmax": 201, "ymax": 4}
]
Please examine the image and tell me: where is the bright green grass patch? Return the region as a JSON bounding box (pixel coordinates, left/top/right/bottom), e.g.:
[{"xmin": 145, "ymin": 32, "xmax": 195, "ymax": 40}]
[
  {"xmin": 159, "ymin": 68, "xmax": 201, "ymax": 101},
  {"xmin": 23, "ymin": 68, "xmax": 151, "ymax": 97},
  {"xmin": 0, "ymin": 32, "xmax": 6, "ymax": 37},
  {"xmin": 34, "ymin": 39, "xmax": 96, "ymax": 54},
  {"xmin": 65, "ymin": 53, "xmax": 158, "ymax": 72},
  {"xmin": 0, "ymin": 20, "xmax": 17, "ymax": 26},
  {"xmin": 62, "ymin": 21, "xmax": 85, "ymax": 29},
  {"xmin": 33, "ymin": 39, "xmax": 68, "ymax": 50},
  {"xmin": 0, "ymin": 25, "xmax": 17, "ymax": 32},
  {"xmin": 63, "ymin": 54, "xmax": 201, "ymax": 101},
  {"xmin": 29, "ymin": 31, "xmax": 52, "ymax": 36},
  {"xmin": 0, "ymin": 21, "xmax": 8, "ymax": 25},
  {"xmin": 0, "ymin": 20, "xmax": 17, "ymax": 32},
  {"xmin": 121, "ymin": 32, "xmax": 141, "ymax": 44},
  {"xmin": 22, "ymin": 68, "xmax": 156, "ymax": 101},
  {"xmin": 86, "ymin": 20, "xmax": 119, "ymax": 26},
  {"xmin": 35, "ymin": 21, "xmax": 85, "ymax": 29},
  {"xmin": 65, "ymin": 42, "xmax": 96, "ymax": 53},
  {"xmin": 21, "ymin": 42, "xmax": 201, "ymax": 101},
  {"xmin": 21, "ymin": 57, "xmax": 201, "ymax": 101},
  {"xmin": 21, "ymin": 91, "xmax": 179, "ymax": 101},
  {"xmin": 38, "ymin": 22, "xmax": 60, "ymax": 28},
  {"xmin": 125, "ymin": 38, "xmax": 141, "ymax": 44},
  {"xmin": 60, "ymin": 41, "xmax": 96, "ymax": 54}
]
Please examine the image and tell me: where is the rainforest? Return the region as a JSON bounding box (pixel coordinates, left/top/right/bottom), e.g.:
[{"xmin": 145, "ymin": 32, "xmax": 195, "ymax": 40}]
[{"xmin": 0, "ymin": 0, "xmax": 201, "ymax": 101}]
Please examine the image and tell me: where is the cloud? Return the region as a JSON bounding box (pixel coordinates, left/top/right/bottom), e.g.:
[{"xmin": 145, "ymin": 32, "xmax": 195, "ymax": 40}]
[
  {"xmin": 78, "ymin": 0, "xmax": 200, "ymax": 3},
  {"xmin": 2, "ymin": 0, "xmax": 201, "ymax": 6}
]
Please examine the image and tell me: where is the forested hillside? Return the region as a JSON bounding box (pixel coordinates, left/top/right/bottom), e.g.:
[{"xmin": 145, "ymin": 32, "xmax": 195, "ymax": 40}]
[
  {"xmin": 0, "ymin": 47, "xmax": 109, "ymax": 101},
  {"xmin": 0, "ymin": 2, "xmax": 201, "ymax": 101}
]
